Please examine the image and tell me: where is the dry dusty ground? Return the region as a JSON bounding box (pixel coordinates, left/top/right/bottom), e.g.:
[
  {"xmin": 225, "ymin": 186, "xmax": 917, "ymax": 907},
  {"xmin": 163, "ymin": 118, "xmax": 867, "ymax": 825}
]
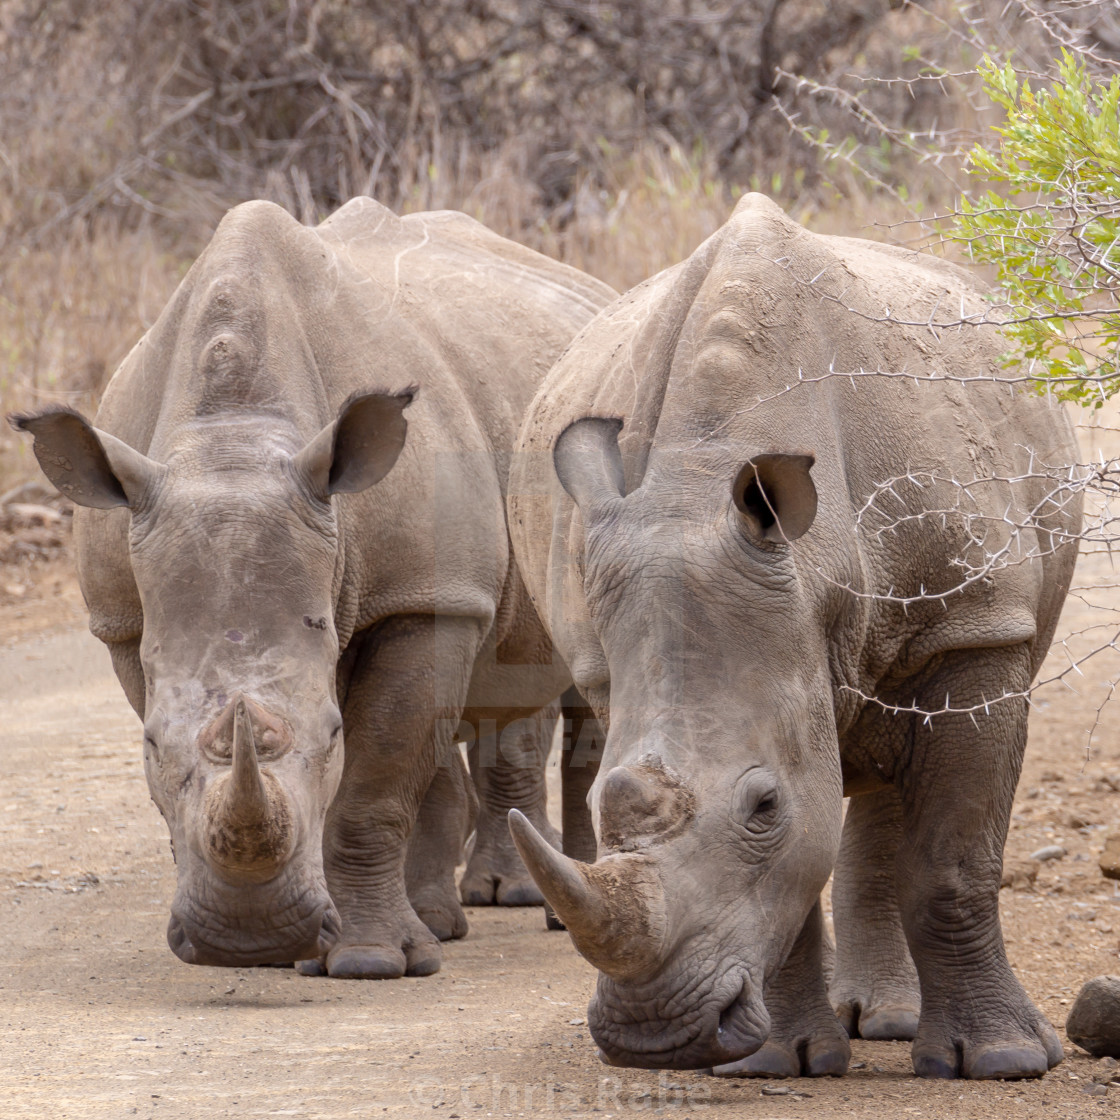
[{"xmin": 2, "ymin": 527, "xmax": 1120, "ymax": 1119}]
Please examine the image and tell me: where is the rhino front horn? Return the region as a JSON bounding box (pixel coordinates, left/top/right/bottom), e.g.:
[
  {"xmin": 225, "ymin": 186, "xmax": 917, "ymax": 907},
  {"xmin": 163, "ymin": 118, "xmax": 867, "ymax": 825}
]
[
  {"xmin": 508, "ymin": 809, "xmax": 666, "ymax": 982},
  {"xmin": 203, "ymin": 696, "xmax": 296, "ymax": 879}
]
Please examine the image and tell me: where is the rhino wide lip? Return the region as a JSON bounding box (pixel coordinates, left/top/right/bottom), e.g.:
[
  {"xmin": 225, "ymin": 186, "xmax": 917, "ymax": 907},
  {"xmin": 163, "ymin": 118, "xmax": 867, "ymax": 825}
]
[
  {"xmin": 591, "ymin": 975, "xmax": 769, "ymax": 1070},
  {"xmin": 167, "ymin": 884, "xmax": 340, "ymax": 967}
]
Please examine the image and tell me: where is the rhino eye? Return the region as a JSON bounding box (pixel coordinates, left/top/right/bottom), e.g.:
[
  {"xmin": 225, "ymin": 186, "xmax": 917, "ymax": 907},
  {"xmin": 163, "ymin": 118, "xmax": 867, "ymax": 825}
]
[
  {"xmin": 744, "ymin": 789, "xmax": 779, "ymax": 831},
  {"xmin": 732, "ymin": 769, "xmax": 782, "ymax": 834}
]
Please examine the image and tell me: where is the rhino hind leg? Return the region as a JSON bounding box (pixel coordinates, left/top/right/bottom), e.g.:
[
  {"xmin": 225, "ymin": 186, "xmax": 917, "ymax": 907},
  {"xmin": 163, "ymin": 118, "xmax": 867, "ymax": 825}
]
[
  {"xmin": 712, "ymin": 900, "xmax": 850, "ymax": 1079},
  {"xmin": 894, "ymin": 645, "xmax": 1063, "ymax": 1079},
  {"xmin": 405, "ymin": 740, "xmax": 476, "ymax": 942},
  {"xmin": 830, "ymin": 787, "xmax": 921, "ymax": 1041},
  {"xmin": 459, "ymin": 703, "xmax": 561, "ymax": 908}
]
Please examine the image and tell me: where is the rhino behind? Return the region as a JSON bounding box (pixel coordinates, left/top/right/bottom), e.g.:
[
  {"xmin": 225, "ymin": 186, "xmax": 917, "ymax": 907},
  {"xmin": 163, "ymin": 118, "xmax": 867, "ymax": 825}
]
[{"xmin": 13, "ymin": 198, "xmax": 615, "ymax": 976}]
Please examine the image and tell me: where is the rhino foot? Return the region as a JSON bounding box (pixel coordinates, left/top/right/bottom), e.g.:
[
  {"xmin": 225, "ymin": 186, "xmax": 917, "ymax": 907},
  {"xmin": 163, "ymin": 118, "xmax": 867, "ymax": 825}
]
[
  {"xmin": 460, "ymin": 870, "xmax": 544, "ymax": 907},
  {"xmin": 833, "ymin": 997, "xmax": 920, "ymax": 1041},
  {"xmin": 324, "ymin": 940, "xmax": 441, "ymax": 980},
  {"xmin": 296, "ymin": 943, "xmax": 441, "ymax": 979},
  {"xmin": 830, "ymin": 944, "xmax": 921, "ymax": 1041},
  {"xmin": 830, "ymin": 787, "xmax": 921, "ymax": 1043},
  {"xmin": 711, "ymin": 1024, "xmax": 850, "ymax": 1079},
  {"xmin": 410, "ymin": 884, "xmax": 469, "ymax": 942},
  {"xmin": 911, "ymin": 1003, "xmax": 1063, "ymax": 1079},
  {"xmin": 296, "ymin": 912, "xmax": 444, "ymax": 979},
  {"xmin": 460, "ymin": 809, "xmax": 557, "ymax": 907}
]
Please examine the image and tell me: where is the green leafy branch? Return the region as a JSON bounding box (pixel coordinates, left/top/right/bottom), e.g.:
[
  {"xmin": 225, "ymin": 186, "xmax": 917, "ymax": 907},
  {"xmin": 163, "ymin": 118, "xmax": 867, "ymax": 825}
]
[{"xmin": 951, "ymin": 52, "xmax": 1120, "ymax": 404}]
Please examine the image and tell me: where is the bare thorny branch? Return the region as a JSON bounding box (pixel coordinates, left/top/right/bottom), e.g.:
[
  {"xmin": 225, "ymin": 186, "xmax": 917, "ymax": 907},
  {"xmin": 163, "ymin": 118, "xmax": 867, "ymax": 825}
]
[{"xmin": 700, "ymin": 351, "xmax": 1120, "ymax": 735}]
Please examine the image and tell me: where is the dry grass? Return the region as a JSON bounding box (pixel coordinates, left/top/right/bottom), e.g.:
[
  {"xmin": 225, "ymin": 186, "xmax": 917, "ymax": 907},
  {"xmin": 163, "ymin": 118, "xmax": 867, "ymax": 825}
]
[
  {"xmin": 428, "ymin": 140, "xmax": 742, "ymax": 294},
  {"xmin": 0, "ymin": 0, "xmax": 1021, "ymax": 491},
  {"xmin": 0, "ymin": 133, "xmax": 949, "ymax": 493},
  {"xmin": 0, "ymin": 139, "xmax": 751, "ymax": 489},
  {"xmin": 0, "ymin": 220, "xmax": 187, "ymax": 489}
]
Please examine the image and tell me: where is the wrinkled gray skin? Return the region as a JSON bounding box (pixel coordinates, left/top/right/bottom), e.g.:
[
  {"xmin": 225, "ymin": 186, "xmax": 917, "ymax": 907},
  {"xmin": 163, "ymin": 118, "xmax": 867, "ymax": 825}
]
[
  {"xmin": 11, "ymin": 198, "xmax": 614, "ymax": 978},
  {"xmin": 507, "ymin": 194, "xmax": 1080, "ymax": 1078}
]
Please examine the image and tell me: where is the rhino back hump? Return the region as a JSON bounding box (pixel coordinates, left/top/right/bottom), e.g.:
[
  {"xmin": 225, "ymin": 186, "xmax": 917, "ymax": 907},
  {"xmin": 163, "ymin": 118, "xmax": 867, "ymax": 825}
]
[
  {"xmin": 82, "ymin": 199, "xmax": 615, "ymax": 649},
  {"xmin": 511, "ymin": 194, "xmax": 1080, "ymax": 711}
]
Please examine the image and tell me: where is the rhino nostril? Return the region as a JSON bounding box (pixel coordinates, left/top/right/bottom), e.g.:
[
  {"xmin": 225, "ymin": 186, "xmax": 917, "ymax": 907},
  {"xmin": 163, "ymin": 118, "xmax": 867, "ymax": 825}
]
[
  {"xmin": 320, "ymin": 906, "xmax": 341, "ymax": 940},
  {"xmin": 716, "ymin": 976, "xmax": 769, "ymax": 1060},
  {"xmin": 717, "ymin": 978, "xmax": 747, "ymax": 1036},
  {"xmin": 315, "ymin": 906, "xmax": 342, "ymax": 958},
  {"xmin": 166, "ymin": 914, "xmax": 198, "ymax": 963}
]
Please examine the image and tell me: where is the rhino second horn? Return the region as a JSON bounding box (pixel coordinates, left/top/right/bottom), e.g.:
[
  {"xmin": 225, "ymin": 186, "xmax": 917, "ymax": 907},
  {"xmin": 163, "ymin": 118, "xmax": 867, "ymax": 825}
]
[
  {"xmin": 228, "ymin": 696, "xmax": 269, "ymax": 818},
  {"xmin": 508, "ymin": 809, "xmax": 665, "ymax": 982},
  {"xmin": 203, "ymin": 696, "xmax": 295, "ymax": 878}
]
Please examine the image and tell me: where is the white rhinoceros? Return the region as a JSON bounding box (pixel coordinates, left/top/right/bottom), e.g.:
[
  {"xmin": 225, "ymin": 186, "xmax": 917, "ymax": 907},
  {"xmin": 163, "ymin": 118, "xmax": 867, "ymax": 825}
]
[
  {"xmin": 506, "ymin": 194, "xmax": 1080, "ymax": 1078},
  {"xmin": 12, "ymin": 197, "xmax": 614, "ymax": 978}
]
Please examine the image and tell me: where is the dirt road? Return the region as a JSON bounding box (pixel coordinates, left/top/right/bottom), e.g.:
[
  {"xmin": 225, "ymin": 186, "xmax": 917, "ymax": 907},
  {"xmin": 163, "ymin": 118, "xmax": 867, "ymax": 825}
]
[{"xmin": 1, "ymin": 555, "xmax": 1119, "ymax": 1119}]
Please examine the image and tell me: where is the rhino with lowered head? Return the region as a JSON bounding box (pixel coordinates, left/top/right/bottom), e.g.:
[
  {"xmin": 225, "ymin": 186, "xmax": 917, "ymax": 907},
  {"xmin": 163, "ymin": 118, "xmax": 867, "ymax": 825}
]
[
  {"xmin": 506, "ymin": 194, "xmax": 1080, "ymax": 1078},
  {"xmin": 12, "ymin": 198, "xmax": 614, "ymax": 978}
]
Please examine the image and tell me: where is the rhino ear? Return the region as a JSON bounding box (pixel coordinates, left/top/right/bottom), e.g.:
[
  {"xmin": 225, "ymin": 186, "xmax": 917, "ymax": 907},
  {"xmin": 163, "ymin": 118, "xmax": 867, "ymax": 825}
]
[
  {"xmin": 8, "ymin": 407, "xmax": 161, "ymax": 509},
  {"xmin": 732, "ymin": 453, "xmax": 817, "ymax": 542},
  {"xmin": 292, "ymin": 388, "xmax": 416, "ymax": 499},
  {"xmin": 553, "ymin": 417, "xmax": 625, "ymax": 509}
]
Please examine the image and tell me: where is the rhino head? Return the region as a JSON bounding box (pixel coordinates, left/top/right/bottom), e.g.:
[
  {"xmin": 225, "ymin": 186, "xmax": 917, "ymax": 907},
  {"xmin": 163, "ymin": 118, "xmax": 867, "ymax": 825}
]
[
  {"xmin": 510, "ymin": 417, "xmax": 844, "ymax": 1069},
  {"xmin": 11, "ymin": 390, "xmax": 413, "ymax": 966}
]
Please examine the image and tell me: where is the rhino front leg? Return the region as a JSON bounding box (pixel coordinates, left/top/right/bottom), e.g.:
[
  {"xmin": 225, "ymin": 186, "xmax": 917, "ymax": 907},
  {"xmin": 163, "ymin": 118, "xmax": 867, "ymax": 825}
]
[
  {"xmin": 460, "ymin": 702, "xmax": 561, "ymax": 907},
  {"xmin": 314, "ymin": 613, "xmax": 487, "ymax": 980},
  {"xmin": 712, "ymin": 900, "xmax": 850, "ymax": 1078},
  {"xmin": 830, "ymin": 787, "xmax": 921, "ymax": 1040},
  {"xmin": 405, "ymin": 739, "xmax": 476, "ymax": 942},
  {"xmin": 896, "ymin": 645, "xmax": 1062, "ymax": 1079}
]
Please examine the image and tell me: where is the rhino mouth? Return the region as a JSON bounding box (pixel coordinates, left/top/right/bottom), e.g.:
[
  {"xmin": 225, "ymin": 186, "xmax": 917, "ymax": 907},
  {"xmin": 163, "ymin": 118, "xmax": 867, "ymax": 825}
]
[
  {"xmin": 167, "ymin": 889, "xmax": 340, "ymax": 967},
  {"xmin": 591, "ymin": 973, "xmax": 770, "ymax": 1070}
]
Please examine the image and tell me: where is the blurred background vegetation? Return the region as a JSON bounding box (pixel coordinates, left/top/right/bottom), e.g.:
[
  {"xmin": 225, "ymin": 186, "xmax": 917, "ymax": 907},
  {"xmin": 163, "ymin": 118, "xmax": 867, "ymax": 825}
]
[{"xmin": 0, "ymin": 0, "xmax": 1117, "ymax": 487}]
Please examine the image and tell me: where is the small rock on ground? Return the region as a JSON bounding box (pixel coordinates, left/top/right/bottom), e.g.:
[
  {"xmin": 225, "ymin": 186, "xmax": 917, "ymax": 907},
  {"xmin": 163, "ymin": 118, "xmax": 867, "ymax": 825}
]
[
  {"xmin": 1029, "ymin": 844, "xmax": 1066, "ymax": 862},
  {"xmin": 1091, "ymin": 1056, "xmax": 1119, "ymax": 1085},
  {"xmin": 1067, "ymin": 976, "xmax": 1120, "ymax": 1058},
  {"xmin": 1100, "ymin": 834, "xmax": 1120, "ymax": 880}
]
